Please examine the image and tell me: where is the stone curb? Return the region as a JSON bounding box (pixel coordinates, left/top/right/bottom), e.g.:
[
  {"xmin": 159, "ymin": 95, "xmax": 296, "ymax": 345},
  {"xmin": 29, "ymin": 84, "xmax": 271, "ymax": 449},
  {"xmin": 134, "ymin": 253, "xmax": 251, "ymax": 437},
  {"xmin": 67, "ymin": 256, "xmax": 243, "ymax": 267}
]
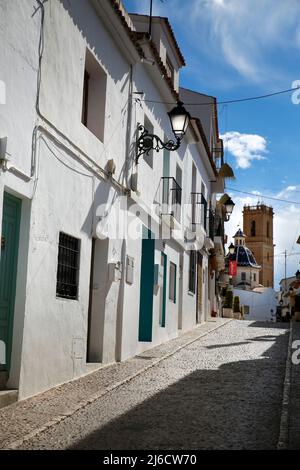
[
  {"xmin": 5, "ymin": 319, "xmax": 232, "ymax": 449},
  {"xmin": 277, "ymin": 320, "xmax": 293, "ymax": 450}
]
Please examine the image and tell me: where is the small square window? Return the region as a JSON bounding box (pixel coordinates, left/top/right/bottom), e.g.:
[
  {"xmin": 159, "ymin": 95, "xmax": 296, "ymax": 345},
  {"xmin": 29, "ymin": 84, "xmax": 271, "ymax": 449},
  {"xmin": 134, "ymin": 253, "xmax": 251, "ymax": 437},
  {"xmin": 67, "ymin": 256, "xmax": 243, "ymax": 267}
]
[{"xmin": 56, "ymin": 232, "xmax": 80, "ymax": 300}]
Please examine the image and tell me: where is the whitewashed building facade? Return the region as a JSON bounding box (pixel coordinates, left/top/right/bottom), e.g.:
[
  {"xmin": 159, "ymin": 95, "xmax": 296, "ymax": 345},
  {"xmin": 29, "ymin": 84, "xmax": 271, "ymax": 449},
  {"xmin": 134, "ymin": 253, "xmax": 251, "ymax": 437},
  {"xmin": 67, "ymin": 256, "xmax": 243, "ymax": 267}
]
[{"xmin": 0, "ymin": 0, "xmax": 229, "ymax": 400}]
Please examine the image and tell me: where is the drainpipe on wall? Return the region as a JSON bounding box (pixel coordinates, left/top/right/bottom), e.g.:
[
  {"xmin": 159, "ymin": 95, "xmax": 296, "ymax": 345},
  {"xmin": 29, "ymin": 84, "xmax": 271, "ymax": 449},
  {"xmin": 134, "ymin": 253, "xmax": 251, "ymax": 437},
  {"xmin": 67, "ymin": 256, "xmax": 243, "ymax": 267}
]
[{"xmin": 32, "ymin": 0, "xmax": 129, "ymax": 195}]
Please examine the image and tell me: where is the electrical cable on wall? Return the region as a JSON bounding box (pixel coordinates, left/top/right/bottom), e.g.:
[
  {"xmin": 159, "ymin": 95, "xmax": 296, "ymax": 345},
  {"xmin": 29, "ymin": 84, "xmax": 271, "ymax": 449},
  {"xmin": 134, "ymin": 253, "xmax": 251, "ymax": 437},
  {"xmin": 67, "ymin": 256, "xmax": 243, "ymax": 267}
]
[
  {"xmin": 227, "ymin": 187, "xmax": 300, "ymax": 205},
  {"xmin": 141, "ymin": 86, "xmax": 300, "ymax": 106}
]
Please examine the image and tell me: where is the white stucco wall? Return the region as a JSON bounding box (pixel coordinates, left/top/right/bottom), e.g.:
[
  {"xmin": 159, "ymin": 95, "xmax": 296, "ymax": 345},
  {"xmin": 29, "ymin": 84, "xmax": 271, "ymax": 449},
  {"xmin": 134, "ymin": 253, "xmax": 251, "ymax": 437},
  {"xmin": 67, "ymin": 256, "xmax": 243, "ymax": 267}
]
[
  {"xmin": 0, "ymin": 0, "xmax": 219, "ymax": 400},
  {"xmin": 234, "ymin": 288, "xmax": 277, "ymax": 322}
]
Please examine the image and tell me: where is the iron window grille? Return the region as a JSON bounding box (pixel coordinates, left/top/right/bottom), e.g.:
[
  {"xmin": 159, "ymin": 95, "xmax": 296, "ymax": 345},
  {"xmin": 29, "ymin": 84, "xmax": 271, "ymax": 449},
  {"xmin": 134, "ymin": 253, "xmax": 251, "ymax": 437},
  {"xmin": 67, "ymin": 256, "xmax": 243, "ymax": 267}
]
[{"xmin": 56, "ymin": 232, "xmax": 80, "ymax": 300}]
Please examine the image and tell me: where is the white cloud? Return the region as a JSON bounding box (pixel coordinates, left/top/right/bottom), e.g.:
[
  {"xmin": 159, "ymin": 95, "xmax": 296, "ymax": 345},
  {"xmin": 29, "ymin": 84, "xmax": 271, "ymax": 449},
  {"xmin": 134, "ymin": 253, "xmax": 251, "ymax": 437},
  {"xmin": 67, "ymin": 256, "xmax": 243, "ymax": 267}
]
[
  {"xmin": 221, "ymin": 131, "xmax": 268, "ymax": 169},
  {"xmin": 144, "ymin": 0, "xmax": 300, "ymax": 84},
  {"xmin": 276, "ymin": 185, "xmax": 300, "ymax": 199}
]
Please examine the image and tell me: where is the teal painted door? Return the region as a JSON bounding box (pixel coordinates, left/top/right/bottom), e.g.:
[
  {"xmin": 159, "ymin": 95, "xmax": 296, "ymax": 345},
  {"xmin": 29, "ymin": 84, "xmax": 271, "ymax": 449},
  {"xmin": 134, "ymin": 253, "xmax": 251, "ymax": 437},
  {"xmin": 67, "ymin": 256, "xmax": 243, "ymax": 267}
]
[
  {"xmin": 0, "ymin": 193, "xmax": 21, "ymax": 371},
  {"xmin": 138, "ymin": 226, "xmax": 155, "ymax": 342},
  {"xmin": 160, "ymin": 252, "xmax": 167, "ymax": 327}
]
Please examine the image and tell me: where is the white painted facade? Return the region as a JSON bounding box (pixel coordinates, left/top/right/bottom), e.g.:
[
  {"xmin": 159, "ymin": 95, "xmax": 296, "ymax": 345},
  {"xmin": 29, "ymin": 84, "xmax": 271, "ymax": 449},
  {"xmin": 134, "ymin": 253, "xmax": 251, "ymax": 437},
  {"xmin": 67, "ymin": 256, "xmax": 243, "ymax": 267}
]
[
  {"xmin": 234, "ymin": 287, "xmax": 277, "ymax": 322},
  {"xmin": 0, "ymin": 0, "xmax": 227, "ymax": 399}
]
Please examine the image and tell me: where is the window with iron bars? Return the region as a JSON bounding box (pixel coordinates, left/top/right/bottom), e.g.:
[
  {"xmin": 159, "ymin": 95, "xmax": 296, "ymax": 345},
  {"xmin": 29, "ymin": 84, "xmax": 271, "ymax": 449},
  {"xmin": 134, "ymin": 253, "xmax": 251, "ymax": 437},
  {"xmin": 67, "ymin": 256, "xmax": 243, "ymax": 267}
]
[{"xmin": 56, "ymin": 232, "xmax": 80, "ymax": 300}]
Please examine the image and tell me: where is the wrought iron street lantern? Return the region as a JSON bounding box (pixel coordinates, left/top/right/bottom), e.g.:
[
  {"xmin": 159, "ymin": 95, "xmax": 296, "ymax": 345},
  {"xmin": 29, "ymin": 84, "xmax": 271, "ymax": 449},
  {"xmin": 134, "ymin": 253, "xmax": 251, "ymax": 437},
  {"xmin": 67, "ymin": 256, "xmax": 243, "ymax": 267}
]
[
  {"xmin": 136, "ymin": 101, "xmax": 191, "ymax": 163},
  {"xmin": 224, "ymin": 197, "xmax": 235, "ymax": 221}
]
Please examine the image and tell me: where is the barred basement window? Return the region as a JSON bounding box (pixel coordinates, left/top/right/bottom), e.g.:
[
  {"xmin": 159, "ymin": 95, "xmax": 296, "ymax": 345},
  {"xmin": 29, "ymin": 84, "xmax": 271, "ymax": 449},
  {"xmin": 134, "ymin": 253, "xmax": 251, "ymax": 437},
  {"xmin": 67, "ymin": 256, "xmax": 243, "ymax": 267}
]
[{"xmin": 56, "ymin": 232, "xmax": 80, "ymax": 300}]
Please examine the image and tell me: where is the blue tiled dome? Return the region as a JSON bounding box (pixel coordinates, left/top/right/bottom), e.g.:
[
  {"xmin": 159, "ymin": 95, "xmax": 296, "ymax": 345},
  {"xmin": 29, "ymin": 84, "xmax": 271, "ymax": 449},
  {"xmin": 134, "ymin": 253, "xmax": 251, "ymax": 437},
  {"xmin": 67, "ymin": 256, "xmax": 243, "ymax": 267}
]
[{"xmin": 227, "ymin": 245, "xmax": 260, "ymax": 268}]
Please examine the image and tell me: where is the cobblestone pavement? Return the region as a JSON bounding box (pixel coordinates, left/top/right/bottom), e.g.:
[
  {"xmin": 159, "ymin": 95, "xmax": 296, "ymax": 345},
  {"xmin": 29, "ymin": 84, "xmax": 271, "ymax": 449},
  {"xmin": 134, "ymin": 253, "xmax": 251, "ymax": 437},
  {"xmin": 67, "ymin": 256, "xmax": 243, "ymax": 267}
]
[
  {"xmin": 8, "ymin": 320, "xmax": 290, "ymax": 450},
  {"xmin": 0, "ymin": 319, "xmax": 229, "ymax": 449},
  {"xmin": 288, "ymin": 322, "xmax": 300, "ymax": 449}
]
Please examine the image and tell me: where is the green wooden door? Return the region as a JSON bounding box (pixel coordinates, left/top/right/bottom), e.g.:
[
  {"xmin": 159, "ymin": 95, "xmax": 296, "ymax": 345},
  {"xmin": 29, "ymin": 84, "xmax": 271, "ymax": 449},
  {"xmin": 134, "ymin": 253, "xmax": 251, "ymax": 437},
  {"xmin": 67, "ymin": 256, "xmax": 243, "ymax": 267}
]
[
  {"xmin": 0, "ymin": 193, "xmax": 21, "ymax": 371},
  {"xmin": 161, "ymin": 252, "xmax": 167, "ymax": 328},
  {"xmin": 138, "ymin": 226, "xmax": 155, "ymax": 342}
]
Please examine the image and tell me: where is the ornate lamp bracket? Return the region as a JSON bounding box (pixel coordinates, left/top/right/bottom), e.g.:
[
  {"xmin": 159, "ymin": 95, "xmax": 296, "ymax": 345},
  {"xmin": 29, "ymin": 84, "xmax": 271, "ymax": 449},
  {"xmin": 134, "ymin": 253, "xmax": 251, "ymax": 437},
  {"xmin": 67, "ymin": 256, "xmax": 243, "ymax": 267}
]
[{"xmin": 136, "ymin": 124, "xmax": 180, "ymax": 164}]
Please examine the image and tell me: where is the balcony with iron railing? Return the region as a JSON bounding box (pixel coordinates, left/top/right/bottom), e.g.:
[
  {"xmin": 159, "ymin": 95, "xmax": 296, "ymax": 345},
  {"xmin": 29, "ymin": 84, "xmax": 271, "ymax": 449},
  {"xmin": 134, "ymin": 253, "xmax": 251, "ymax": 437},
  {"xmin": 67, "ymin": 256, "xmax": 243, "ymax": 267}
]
[
  {"xmin": 190, "ymin": 192, "xmax": 207, "ymax": 232},
  {"xmin": 208, "ymin": 209, "xmax": 215, "ymax": 241},
  {"xmin": 212, "ymin": 146, "xmax": 224, "ymax": 171},
  {"xmin": 213, "ymin": 214, "xmax": 226, "ymax": 270},
  {"xmin": 160, "ymin": 177, "xmax": 182, "ymax": 224}
]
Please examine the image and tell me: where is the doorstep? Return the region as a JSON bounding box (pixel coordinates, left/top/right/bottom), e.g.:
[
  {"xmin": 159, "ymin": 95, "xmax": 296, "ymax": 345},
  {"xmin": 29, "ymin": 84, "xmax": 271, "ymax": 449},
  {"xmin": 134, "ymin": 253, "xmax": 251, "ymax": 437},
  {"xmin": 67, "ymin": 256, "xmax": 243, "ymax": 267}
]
[
  {"xmin": 0, "ymin": 371, "xmax": 8, "ymax": 390},
  {"xmin": 0, "ymin": 390, "xmax": 18, "ymax": 409}
]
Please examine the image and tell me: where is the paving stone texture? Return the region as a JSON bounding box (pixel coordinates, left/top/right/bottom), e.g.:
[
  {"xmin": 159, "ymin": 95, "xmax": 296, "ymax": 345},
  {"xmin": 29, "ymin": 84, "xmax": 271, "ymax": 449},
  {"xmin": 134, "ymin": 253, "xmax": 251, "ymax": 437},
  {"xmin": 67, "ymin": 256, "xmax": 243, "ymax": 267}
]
[{"xmin": 0, "ymin": 319, "xmax": 291, "ymax": 450}]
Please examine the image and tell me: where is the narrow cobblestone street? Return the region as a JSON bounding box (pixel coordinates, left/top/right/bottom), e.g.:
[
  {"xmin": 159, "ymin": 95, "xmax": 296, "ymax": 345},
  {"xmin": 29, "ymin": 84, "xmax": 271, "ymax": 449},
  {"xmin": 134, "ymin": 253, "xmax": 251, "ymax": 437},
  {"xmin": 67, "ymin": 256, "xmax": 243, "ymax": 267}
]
[
  {"xmin": 0, "ymin": 320, "xmax": 294, "ymax": 450},
  {"xmin": 288, "ymin": 322, "xmax": 300, "ymax": 450}
]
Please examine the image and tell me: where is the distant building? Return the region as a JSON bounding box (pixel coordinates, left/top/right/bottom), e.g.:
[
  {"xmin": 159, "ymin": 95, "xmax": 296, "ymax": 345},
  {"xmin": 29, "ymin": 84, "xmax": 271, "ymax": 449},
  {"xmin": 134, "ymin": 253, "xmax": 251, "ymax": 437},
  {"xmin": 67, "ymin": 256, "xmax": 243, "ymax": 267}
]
[
  {"xmin": 243, "ymin": 204, "xmax": 274, "ymax": 288},
  {"xmin": 236, "ymin": 287, "xmax": 277, "ymax": 322},
  {"xmin": 227, "ymin": 229, "xmax": 261, "ymax": 290}
]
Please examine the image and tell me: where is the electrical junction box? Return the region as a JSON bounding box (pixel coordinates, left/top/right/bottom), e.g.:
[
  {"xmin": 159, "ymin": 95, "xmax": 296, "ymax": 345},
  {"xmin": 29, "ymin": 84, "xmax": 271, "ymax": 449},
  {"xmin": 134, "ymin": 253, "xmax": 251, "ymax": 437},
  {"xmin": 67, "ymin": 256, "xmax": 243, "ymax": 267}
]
[
  {"xmin": 154, "ymin": 264, "xmax": 164, "ymax": 288},
  {"xmin": 126, "ymin": 256, "xmax": 134, "ymax": 284},
  {"xmin": 108, "ymin": 262, "xmax": 122, "ymax": 282}
]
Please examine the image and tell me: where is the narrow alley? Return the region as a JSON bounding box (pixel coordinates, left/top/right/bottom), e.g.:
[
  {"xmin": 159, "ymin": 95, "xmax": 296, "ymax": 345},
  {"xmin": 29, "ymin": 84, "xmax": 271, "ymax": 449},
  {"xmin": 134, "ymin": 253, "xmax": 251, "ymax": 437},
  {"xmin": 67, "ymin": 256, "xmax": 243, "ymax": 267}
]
[{"xmin": 1, "ymin": 319, "xmax": 298, "ymax": 451}]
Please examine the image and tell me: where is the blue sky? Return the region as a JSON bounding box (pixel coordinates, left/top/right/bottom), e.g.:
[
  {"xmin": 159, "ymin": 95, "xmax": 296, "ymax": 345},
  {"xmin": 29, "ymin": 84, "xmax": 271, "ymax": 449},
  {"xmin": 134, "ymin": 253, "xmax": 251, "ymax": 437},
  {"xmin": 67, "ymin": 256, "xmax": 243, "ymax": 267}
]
[{"xmin": 123, "ymin": 0, "xmax": 300, "ymax": 287}]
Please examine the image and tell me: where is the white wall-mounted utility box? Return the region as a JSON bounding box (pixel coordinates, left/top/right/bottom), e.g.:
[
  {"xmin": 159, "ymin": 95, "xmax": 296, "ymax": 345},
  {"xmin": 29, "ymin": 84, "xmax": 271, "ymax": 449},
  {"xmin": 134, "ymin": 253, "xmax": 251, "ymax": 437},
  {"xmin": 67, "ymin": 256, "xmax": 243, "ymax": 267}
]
[
  {"xmin": 126, "ymin": 256, "xmax": 134, "ymax": 284},
  {"xmin": 154, "ymin": 264, "xmax": 164, "ymax": 288},
  {"xmin": 108, "ymin": 262, "xmax": 122, "ymax": 282}
]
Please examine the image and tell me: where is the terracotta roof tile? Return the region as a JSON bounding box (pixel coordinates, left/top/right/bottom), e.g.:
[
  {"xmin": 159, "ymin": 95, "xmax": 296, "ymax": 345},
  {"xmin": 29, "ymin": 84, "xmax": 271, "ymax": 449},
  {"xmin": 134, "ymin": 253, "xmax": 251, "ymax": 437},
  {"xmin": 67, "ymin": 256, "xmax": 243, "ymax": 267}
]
[{"xmin": 108, "ymin": 2, "xmax": 180, "ymax": 99}]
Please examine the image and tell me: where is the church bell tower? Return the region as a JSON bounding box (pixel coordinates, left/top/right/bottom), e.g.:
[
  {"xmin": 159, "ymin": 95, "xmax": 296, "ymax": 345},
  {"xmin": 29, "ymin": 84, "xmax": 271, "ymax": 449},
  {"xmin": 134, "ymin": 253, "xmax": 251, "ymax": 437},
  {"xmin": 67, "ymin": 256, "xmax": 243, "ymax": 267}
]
[{"xmin": 243, "ymin": 204, "xmax": 274, "ymax": 288}]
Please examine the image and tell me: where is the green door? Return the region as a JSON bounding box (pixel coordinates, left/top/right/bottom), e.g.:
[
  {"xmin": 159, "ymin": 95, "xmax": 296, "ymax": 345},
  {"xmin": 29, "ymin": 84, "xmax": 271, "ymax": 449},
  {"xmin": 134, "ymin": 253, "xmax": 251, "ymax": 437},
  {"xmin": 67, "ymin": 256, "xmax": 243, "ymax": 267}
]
[
  {"xmin": 138, "ymin": 226, "xmax": 155, "ymax": 342},
  {"xmin": 160, "ymin": 252, "xmax": 167, "ymax": 328},
  {"xmin": 0, "ymin": 193, "xmax": 21, "ymax": 371}
]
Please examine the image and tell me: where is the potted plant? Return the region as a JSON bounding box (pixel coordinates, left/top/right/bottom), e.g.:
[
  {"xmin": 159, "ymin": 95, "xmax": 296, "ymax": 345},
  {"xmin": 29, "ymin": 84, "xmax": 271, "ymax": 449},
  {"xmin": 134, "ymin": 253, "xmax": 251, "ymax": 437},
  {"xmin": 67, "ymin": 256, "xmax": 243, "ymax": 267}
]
[
  {"xmin": 223, "ymin": 289, "xmax": 233, "ymax": 318},
  {"xmin": 233, "ymin": 296, "xmax": 241, "ymax": 320}
]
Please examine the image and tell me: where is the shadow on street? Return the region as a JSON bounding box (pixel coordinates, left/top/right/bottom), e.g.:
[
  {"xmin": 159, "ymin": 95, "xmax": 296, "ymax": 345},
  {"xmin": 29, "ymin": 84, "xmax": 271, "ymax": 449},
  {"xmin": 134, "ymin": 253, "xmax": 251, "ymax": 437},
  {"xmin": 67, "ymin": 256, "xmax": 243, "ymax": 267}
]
[{"xmin": 70, "ymin": 323, "xmax": 289, "ymax": 450}]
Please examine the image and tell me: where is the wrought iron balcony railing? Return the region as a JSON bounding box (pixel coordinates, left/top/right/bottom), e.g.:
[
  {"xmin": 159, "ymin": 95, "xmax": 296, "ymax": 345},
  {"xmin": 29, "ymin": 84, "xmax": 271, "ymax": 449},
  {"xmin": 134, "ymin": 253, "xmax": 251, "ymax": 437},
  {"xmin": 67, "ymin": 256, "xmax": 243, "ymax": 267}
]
[
  {"xmin": 212, "ymin": 146, "xmax": 224, "ymax": 170},
  {"xmin": 191, "ymin": 192, "xmax": 207, "ymax": 231},
  {"xmin": 160, "ymin": 177, "xmax": 182, "ymax": 223},
  {"xmin": 208, "ymin": 209, "xmax": 215, "ymax": 240}
]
